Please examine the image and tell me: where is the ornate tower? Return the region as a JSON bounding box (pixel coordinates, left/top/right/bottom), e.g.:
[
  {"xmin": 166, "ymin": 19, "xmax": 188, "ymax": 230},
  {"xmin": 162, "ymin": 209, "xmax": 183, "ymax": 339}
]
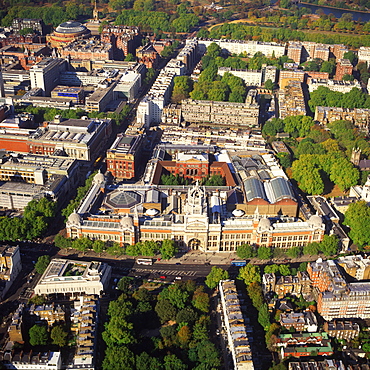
[{"xmin": 93, "ymin": 0, "xmax": 99, "ymax": 21}]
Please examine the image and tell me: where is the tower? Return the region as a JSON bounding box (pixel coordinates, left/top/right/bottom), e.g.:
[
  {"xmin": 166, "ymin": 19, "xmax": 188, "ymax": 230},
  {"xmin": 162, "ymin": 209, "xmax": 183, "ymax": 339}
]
[
  {"xmin": 351, "ymin": 147, "xmax": 361, "ymax": 166},
  {"xmin": 93, "ymin": 0, "xmax": 99, "ymax": 21}
]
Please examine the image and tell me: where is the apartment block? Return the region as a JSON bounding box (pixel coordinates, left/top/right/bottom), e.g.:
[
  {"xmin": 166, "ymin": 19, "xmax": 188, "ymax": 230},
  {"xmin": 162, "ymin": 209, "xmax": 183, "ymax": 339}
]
[
  {"xmin": 30, "ymin": 303, "xmax": 65, "ymax": 326},
  {"xmin": 308, "ymin": 78, "xmax": 361, "ymax": 93},
  {"xmin": 60, "ymin": 39, "xmax": 113, "ymax": 61},
  {"xmin": 278, "ymin": 80, "xmax": 306, "ymax": 119},
  {"xmin": 335, "ymin": 59, "xmax": 353, "ymax": 80},
  {"xmin": 136, "ymin": 43, "xmax": 160, "ymax": 69},
  {"xmin": 12, "ymin": 18, "xmax": 45, "ymax": 35},
  {"xmin": 177, "ymin": 38, "xmax": 198, "ymax": 72},
  {"xmin": 0, "ymin": 351, "xmax": 61, "ymax": 370},
  {"xmin": 219, "ymin": 280, "xmax": 254, "ymax": 370},
  {"xmin": 323, "ymin": 320, "xmax": 360, "ymax": 340},
  {"xmin": 314, "ymin": 106, "xmax": 370, "ymax": 134},
  {"xmin": 181, "ymin": 90, "xmax": 260, "ymax": 128},
  {"xmin": 279, "ymin": 311, "xmax": 318, "ymax": 332},
  {"xmin": 218, "ymin": 67, "xmax": 262, "ymax": 86},
  {"xmin": 100, "ymin": 25, "xmax": 140, "ymax": 59},
  {"xmin": 197, "ymin": 38, "xmax": 285, "ymax": 58},
  {"xmin": 137, "ymin": 60, "xmax": 182, "ymax": 126},
  {"xmin": 308, "ymin": 258, "xmax": 370, "ymax": 320},
  {"xmin": 68, "ymin": 295, "xmax": 98, "ymax": 370},
  {"xmin": 288, "ymin": 43, "xmax": 303, "ymax": 64},
  {"xmin": 358, "ymin": 46, "xmax": 370, "ymax": 64},
  {"xmin": 279, "ymin": 69, "xmax": 305, "ymax": 89}
]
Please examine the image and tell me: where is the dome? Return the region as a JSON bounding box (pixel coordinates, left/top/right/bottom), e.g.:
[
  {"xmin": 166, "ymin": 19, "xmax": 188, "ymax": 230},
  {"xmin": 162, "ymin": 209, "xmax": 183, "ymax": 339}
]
[
  {"xmin": 93, "ymin": 170, "xmax": 105, "ymax": 184},
  {"xmin": 145, "ymin": 208, "xmax": 159, "ymax": 216},
  {"xmin": 308, "ymin": 214, "xmax": 322, "ymax": 228},
  {"xmin": 120, "ymin": 215, "xmax": 133, "ymax": 228},
  {"xmin": 55, "ymin": 21, "xmax": 87, "ymax": 34},
  {"xmin": 68, "ymin": 210, "xmax": 81, "ymax": 225},
  {"xmin": 258, "ymin": 217, "xmax": 271, "ymax": 231},
  {"xmin": 232, "ymin": 209, "xmax": 245, "ymax": 217}
]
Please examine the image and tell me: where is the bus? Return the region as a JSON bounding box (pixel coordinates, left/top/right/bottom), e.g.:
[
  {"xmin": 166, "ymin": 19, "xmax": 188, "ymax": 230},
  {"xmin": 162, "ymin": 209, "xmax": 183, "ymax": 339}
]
[
  {"xmin": 137, "ymin": 258, "xmax": 153, "ymax": 265},
  {"xmin": 231, "ymin": 260, "xmax": 247, "ymax": 267}
]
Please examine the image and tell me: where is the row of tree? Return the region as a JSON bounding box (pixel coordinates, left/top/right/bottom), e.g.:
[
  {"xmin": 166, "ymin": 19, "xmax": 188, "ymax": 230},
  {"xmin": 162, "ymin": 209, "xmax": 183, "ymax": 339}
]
[
  {"xmin": 200, "ymin": 22, "xmax": 370, "ymax": 48},
  {"xmin": 236, "ymin": 235, "xmax": 340, "ymax": 260},
  {"xmin": 55, "ymin": 234, "xmax": 178, "ymax": 260},
  {"xmin": 115, "ymin": 9, "xmax": 198, "ymax": 33}
]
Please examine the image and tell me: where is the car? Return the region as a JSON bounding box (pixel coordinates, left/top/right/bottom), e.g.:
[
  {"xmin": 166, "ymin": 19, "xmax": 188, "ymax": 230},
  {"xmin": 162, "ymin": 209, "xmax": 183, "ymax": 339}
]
[
  {"xmin": 160, "ymin": 276, "xmax": 166, "ymax": 279},
  {"xmin": 175, "ymin": 262, "xmax": 181, "ymax": 265},
  {"xmin": 157, "ymin": 258, "xmax": 161, "ymax": 261},
  {"xmin": 175, "ymin": 276, "xmax": 182, "ymax": 280}
]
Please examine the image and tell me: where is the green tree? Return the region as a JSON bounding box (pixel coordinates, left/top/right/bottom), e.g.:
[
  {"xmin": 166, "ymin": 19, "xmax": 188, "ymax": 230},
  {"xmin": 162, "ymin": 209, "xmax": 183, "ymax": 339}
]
[
  {"xmin": 163, "ymin": 354, "xmax": 187, "ymax": 370},
  {"xmin": 155, "ymin": 299, "xmax": 177, "ymax": 323},
  {"xmin": 344, "ymin": 201, "xmax": 370, "ymax": 247},
  {"xmin": 303, "ymin": 242, "xmax": 320, "ymax": 255},
  {"xmin": 136, "ymin": 352, "xmax": 162, "ymax": 370},
  {"xmin": 50, "ymin": 325, "xmax": 68, "ymax": 347},
  {"xmin": 92, "ymin": 239, "xmax": 105, "ymax": 254},
  {"xmin": 279, "ymin": 265, "xmax": 291, "ymax": 276},
  {"xmin": 247, "ymin": 281, "xmax": 264, "ymax": 308},
  {"xmin": 176, "ymin": 307, "xmax": 198, "ymax": 325},
  {"xmin": 54, "ymin": 234, "xmax": 72, "ymax": 249},
  {"xmin": 103, "ymin": 346, "xmax": 135, "ymax": 370},
  {"xmin": 192, "ymin": 288, "xmax": 209, "ymax": 312},
  {"xmin": 264, "ymin": 264, "xmax": 280, "ymax": 274},
  {"xmin": 207, "ymin": 42, "xmax": 222, "ymax": 58},
  {"xmin": 264, "ymin": 79, "xmax": 274, "ymax": 91},
  {"xmin": 319, "ymin": 234, "xmax": 339, "ymax": 256},
  {"xmin": 19, "ymin": 27, "xmax": 34, "ymax": 35},
  {"xmin": 177, "ymin": 325, "xmax": 191, "ymax": 348},
  {"xmin": 124, "ymin": 53, "xmax": 135, "ymax": 61},
  {"xmin": 205, "ymin": 266, "xmax": 229, "ymax": 289},
  {"xmin": 236, "ymin": 244, "xmax": 255, "ymax": 259},
  {"xmin": 72, "ymin": 237, "xmax": 92, "ymax": 252},
  {"xmin": 258, "ymin": 303, "xmax": 271, "ymax": 331},
  {"xmin": 160, "ymin": 285, "xmax": 189, "ymax": 309},
  {"xmin": 286, "ymin": 246, "xmax": 301, "ymax": 258},
  {"xmin": 117, "ymin": 276, "xmax": 133, "ymax": 293},
  {"xmin": 29, "ymin": 324, "xmax": 49, "ymax": 346},
  {"xmin": 258, "ymin": 246, "xmax": 272, "ymax": 260},
  {"xmin": 238, "ymin": 264, "xmax": 261, "ymax": 285},
  {"xmin": 35, "ymin": 255, "xmax": 50, "ymax": 274},
  {"xmin": 160, "ymin": 239, "xmax": 177, "ymax": 259}
]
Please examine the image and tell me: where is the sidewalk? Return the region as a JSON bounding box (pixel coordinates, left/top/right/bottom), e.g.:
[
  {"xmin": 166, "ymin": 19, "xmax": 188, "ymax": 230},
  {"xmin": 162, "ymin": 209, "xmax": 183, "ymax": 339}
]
[{"xmin": 157, "ymin": 251, "xmax": 237, "ymax": 265}]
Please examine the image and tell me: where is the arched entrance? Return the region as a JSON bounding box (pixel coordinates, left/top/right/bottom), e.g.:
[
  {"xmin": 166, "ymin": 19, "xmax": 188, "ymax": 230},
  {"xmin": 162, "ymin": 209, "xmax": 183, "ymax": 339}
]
[{"xmin": 188, "ymin": 238, "xmax": 201, "ymax": 250}]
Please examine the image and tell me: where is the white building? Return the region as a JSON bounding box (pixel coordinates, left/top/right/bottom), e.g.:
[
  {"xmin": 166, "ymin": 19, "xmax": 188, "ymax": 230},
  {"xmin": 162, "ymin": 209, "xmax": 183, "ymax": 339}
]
[
  {"xmin": 219, "ymin": 280, "xmax": 254, "ymax": 370},
  {"xmin": 1, "ymin": 351, "xmax": 61, "ymax": 370},
  {"xmin": 308, "ymin": 78, "xmax": 362, "ymax": 93},
  {"xmin": 197, "ymin": 38, "xmax": 285, "ymax": 58},
  {"xmin": 30, "ymin": 58, "xmax": 68, "ymax": 96},
  {"xmin": 34, "ymin": 258, "xmax": 111, "ymax": 296},
  {"xmin": 137, "ymin": 60, "xmax": 183, "ymax": 126},
  {"xmin": 0, "ymin": 245, "xmax": 22, "ymax": 300},
  {"xmin": 358, "ymin": 46, "xmax": 370, "ymax": 64}
]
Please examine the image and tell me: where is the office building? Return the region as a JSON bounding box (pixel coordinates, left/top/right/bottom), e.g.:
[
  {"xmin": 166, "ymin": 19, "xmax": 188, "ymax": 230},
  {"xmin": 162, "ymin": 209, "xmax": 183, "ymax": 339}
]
[
  {"xmin": 34, "ymin": 259, "xmax": 112, "ymax": 296},
  {"xmin": 106, "ymin": 134, "xmax": 145, "ymax": 180},
  {"xmin": 29, "ymin": 58, "xmax": 68, "ymax": 96}
]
